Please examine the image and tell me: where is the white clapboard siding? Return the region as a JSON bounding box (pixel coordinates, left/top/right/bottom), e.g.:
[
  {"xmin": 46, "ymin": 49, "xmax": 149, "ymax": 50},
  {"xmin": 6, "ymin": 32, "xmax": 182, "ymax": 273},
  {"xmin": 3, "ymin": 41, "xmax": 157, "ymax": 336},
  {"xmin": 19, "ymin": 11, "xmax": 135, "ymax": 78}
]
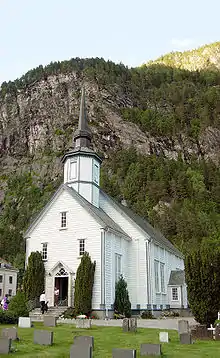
[
  {"xmin": 150, "ymin": 243, "xmax": 184, "ymax": 307},
  {"xmin": 100, "ymin": 192, "xmax": 185, "ymax": 309},
  {"xmin": 26, "ymin": 188, "xmax": 102, "ymax": 309},
  {"xmin": 100, "ymin": 193, "xmax": 149, "ymax": 309}
]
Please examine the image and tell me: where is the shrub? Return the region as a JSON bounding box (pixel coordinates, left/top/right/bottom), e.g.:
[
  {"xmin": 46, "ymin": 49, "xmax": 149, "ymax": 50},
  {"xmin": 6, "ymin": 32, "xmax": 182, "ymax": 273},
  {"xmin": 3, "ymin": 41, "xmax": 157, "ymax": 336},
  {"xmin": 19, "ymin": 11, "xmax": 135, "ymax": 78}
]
[
  {"xmin": 23, "ymin": 251, "xmax": 45, "ymax": 301},
  {"xmin": 62, "ymin": 307, "xmax": 76, "ymax": 319},
  {"xmin": 8, "ymin": 291, "xmax": 29, "ymax": 318},
  {"xmin": 185, "ymin": 241, "xmax": 220, "ymax": 326},
  {"xmin": 74, "ymin": 252, "xmax": 96, "ymax": 316},
  {"xmin": 114, "ymin": 276, "xmax": 131, "ymax": 318},
  {"xmin": 0, "ymin": 311, "xmax": 18, "ymax": 324},
  {"xmin": 141, "ymin": 310, "xmax": 155, "ymax": 319},
  {"xmin": 160, "ymin": 310, "xmax": 179, "ymax": 318}
]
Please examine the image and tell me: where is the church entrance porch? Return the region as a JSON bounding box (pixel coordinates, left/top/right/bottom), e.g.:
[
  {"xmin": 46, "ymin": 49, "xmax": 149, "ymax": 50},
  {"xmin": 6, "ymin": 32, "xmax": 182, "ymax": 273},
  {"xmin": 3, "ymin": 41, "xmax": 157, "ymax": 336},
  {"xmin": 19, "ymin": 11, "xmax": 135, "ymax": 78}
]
[
  {"xmin": 55, "ymin": 276, "xmax": 68, "ymax": 306},
  {"xmin": 46, "ymin": 261, "xmax": 75, "ymax": 308}
]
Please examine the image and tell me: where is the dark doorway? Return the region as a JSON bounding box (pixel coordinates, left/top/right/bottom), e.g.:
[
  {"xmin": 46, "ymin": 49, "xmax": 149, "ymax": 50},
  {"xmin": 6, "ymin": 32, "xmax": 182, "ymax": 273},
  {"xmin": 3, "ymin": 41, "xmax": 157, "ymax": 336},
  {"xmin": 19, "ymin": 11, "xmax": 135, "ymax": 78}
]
[{"xmin": 55, "ymin": 277, "xmax": 68, "ymax": 305}]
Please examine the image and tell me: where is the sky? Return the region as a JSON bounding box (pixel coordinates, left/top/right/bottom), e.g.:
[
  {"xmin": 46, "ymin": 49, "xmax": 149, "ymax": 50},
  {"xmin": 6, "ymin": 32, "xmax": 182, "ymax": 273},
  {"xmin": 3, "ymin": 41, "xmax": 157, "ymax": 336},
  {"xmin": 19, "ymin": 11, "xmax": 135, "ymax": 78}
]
[{"xmin": 0, "ymin": 0, "xmax": 220, "ymax": 85}]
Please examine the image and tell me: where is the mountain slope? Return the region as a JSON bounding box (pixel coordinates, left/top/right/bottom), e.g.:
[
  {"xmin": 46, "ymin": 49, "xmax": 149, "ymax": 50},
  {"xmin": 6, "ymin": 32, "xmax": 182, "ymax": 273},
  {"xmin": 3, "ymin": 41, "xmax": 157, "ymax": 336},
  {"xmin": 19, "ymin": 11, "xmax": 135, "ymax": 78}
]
[{"xmin": 1, "ymin": 45, "xmax": 220, "ymax": 263}]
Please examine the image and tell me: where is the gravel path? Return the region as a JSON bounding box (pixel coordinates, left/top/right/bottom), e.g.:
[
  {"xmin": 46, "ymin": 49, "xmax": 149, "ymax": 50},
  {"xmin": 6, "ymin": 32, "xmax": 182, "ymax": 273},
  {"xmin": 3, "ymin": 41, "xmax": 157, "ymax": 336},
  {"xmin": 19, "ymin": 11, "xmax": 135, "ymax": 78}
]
[{"xmin": 57, "ymin": 317, "xmax": 198, "ymax": 331}]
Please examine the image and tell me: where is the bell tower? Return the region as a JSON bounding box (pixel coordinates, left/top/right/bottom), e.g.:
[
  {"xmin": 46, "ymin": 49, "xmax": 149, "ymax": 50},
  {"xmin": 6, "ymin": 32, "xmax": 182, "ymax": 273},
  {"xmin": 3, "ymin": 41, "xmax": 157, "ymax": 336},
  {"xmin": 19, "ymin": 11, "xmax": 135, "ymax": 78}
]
[{"xmin": 61, "ymin": 87, "xmax": 102, "ymax": 208}]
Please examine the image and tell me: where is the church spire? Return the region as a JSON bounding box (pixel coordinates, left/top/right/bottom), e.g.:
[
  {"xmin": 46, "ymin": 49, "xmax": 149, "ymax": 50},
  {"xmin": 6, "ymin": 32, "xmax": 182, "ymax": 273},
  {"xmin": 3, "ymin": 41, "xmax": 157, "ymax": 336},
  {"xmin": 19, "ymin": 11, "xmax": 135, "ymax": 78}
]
[{"xmin": 73, "ymin": 87, "xmax": 92, "ymax": 148}]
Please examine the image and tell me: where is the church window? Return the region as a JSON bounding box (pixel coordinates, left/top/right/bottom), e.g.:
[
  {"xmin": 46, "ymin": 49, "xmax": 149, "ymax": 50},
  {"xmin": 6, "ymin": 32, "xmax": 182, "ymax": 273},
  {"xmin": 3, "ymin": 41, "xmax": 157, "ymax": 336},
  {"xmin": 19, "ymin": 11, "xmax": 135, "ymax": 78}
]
[
  {"xmin": 9, "ymin": 276, "xmax": 13, "ymax": 284},
  {"xmin": 115, "ymin": 254, "xmax": 122, "ymax": 282},
  {"xmin": 42, "ymin": 243, "xmax": 48, "ymax": 261},
  {"xmin": 154, "ymin": 260, "xmax": 160, "ymax": 293},
  {"xmin": 172, "ymin": 287, "xmax": 178, "ymax": 301},
  {"xmin": 61, "ymin": 212, "xmax": 67, "ymax": 228},
  {"xmin": 79, "ymin": 239, "xmax": 85, "ymax": 256},
  {"xmin": 160, "ymin": 263, "xmax": 165, "ymax": 293},
  {"xmin": 70, "ymin": 160, "xmax": 77, "ymax": 180},
  {"xmin": 93, "ymin": 163, "xmax": 99, "ymax": 184}
]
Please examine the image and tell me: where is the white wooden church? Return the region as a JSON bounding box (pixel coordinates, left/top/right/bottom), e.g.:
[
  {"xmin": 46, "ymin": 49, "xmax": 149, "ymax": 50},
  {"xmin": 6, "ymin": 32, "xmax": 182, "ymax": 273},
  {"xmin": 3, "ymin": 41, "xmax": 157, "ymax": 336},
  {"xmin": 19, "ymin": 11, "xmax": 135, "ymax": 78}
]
[{"xmin": 25, "ymin": 88, "xmax": 187, "ymax": 317}]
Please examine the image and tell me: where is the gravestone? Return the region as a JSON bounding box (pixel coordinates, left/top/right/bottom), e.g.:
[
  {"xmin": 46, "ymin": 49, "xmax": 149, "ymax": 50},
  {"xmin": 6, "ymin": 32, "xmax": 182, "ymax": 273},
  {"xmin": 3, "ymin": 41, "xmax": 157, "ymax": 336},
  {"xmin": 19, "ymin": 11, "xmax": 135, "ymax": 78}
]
[
  {"xmin": 1, "ymin": 327, "xmax": 18, "ymax": 341},
  {"xmin": 74, "ymin": 335, "xmax": 94, "ymax": 349},
  {"xmin": 178, "ymin": 320, "xmax": 189, "ymax": 335},
  {"xmin": 70, "ymin": 344, "xmax": 92, "ymax": 358},
  {"xmin": 76, "ymin": 318, "xmax": 92, "ymax": 329},
  {"xmin": 130, "ymin": 318, "xmax": 137, "ymax": 333},
  {"xmin": 159, "ymin": 332, "xmax": 169, "ymax": 343},
  {"xmin": 215, "ymin": 326, "xmax": 220, "ymax": 340},
  {"xmin": 140, "ymin": 343, "xmax": 161, "ymax": 356},
  {"xmin": 191, "ymin": 325, "xmax": 213, "ymax": 340},
  {"xmin": 0, "ymin": 337, "xmax": 11, "ymax": 354},
  {"xmin": 43, "ymin": 316, "xmax": 57, "ymax": 327},
  {"xmin": 180, "ymin": 333, "xmax": 192, "ymax": 344},
  {"xmin": 122, "ymin": 318, "xmax": 129, "ymax": 332},
  {"xmin": 34, "ymin": 330, "xmax": 53, "ymax": 345},
  {"xmin": 18, "ymin": 317, "xmax": 31, "ymax": 328},
  {"xmin": 112, "ymin": 348, "xmax": 136, "ymax": 357}
]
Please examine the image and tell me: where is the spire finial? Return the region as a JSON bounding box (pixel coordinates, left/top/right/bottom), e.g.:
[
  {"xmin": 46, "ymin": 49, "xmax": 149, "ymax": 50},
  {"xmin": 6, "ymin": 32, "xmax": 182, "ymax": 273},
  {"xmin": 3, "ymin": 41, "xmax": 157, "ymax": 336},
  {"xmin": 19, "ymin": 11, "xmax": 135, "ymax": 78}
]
[{"xmin": 73, "ymin": 86, "xmax": 92, "ymax": 148}]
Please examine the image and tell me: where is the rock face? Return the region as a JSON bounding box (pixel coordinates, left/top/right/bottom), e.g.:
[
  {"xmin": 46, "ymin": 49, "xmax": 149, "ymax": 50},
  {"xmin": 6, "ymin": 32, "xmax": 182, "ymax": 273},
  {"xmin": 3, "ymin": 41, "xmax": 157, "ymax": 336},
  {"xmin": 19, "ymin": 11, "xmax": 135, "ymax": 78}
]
[{"xmin": 1, "ymin": 71, "xmax": 220, "ymax": 179}]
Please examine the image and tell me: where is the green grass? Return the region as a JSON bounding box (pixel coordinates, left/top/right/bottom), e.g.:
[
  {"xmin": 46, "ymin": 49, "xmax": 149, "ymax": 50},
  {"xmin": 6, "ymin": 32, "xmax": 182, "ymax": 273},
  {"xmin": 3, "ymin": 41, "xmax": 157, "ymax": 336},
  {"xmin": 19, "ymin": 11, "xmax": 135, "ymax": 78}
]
[{"xmin": 1, "ymin": 323, "xmax": 220, "ymax": 357}]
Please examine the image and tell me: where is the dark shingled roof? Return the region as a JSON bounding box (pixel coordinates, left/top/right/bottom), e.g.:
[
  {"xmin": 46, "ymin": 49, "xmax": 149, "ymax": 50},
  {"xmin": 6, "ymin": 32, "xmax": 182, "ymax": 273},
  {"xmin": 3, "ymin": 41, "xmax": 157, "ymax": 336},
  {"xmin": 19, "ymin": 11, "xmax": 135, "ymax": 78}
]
[
  {"xmin": 100, "ymin": 190, "xmax": 183, "ymax": 258},
  {"xmin": 168, "ymin": 270, "xmax": 185, "ymax": 285},
  {"xmin": 24, "ymin": 184, "xmax": 129, "ymax": 239}
]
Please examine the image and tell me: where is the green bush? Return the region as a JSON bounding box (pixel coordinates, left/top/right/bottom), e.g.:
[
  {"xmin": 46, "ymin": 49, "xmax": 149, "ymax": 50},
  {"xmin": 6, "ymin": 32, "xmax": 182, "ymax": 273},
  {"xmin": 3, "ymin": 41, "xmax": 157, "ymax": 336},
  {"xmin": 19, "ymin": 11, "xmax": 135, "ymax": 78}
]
[
  {"xmin": 8, "ymin": 291, "xmax": 29, "ymax": 318},
  {"xmin": 23, "ymin": 251, "xmax": 45, "ymax": 301},
  {"xmin": 74, "ymin": 252, "xmax": 96, "ymax": 316},
  {"xmin": 185, "ymin": 241, "xmax": 220, "ymax": 326},
  {"xmin": 141, "ymin": 310, "xmax": 155, "ymax": 319},
  {"xmin": 114, "ymin": 276, "xmax": 131, "ymax": 318},
  {"xmin": 62, "ymin": 307, "xmax": 76, "ymax": 319},
  {"xmin": 0, "ymin": 311, "xmax": 18, "ymax": 324}
]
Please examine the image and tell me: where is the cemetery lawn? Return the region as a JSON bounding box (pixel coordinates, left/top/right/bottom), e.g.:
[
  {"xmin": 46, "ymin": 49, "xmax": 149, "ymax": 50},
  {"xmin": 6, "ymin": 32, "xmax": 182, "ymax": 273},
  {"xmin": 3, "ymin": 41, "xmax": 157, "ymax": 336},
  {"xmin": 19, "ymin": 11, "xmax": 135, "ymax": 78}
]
[{"xmin": 1, "ymin": 323, "xmax": 220, "ymax": 357}]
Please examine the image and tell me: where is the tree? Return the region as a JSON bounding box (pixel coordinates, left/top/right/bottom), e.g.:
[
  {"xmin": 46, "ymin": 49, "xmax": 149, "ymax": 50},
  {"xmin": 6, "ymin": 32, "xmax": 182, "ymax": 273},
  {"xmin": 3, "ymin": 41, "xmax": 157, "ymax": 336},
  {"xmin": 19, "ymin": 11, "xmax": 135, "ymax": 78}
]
[
  {"xmin": 8, "ymin": 290, "xmax": 29, "ymax": 318},
  {"xmin": 74, "ymin": 252, "xmax": 96, "ymax": 316},
  {"xmin": 23, "ymin": 251, "xmax": 45, "ymax": 301},
  {"xmin": 114, "ymin": 276, "xmax": 131, "ymax": 318},
  {"xmin": 185, "ymin": 240, "xmax": 220, "ymax": 326}
]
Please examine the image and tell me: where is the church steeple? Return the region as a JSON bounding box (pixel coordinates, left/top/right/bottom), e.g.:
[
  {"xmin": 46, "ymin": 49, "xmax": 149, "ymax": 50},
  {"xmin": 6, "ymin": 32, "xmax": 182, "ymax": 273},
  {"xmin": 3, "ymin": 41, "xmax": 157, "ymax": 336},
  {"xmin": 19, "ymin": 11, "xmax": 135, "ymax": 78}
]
[
  {"xmin": 61, "ymin": 86, "xmax": 102, "ymax": 208},
  {"xmin": 73, "ymin": 87, "xmax": 92, "ymax": 149}
]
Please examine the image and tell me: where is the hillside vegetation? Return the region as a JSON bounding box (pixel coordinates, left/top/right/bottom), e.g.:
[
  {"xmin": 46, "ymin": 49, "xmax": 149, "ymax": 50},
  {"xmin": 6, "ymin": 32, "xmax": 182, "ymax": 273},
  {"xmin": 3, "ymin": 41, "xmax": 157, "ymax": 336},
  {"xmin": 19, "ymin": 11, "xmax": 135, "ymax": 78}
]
[{"xmin": 1, "ymin": 42, "xmax": 220, "ymax": 267}]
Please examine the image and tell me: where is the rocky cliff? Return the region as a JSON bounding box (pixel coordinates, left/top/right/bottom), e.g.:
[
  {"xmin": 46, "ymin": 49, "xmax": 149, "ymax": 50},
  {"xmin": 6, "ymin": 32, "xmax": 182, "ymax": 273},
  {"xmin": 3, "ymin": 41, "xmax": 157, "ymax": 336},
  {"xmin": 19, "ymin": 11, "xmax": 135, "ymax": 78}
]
[{"xmin": 1, "ymin": 45, "xmax": 220, "ymax": 260}]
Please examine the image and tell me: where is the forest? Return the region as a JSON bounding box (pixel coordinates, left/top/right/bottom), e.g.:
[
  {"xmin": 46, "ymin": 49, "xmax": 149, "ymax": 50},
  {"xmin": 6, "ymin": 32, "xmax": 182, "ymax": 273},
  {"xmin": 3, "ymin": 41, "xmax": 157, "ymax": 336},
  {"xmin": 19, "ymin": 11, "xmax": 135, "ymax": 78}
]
[{"xmin": 1, "ymin": 42, "xmax": 220, "ymax": 272}]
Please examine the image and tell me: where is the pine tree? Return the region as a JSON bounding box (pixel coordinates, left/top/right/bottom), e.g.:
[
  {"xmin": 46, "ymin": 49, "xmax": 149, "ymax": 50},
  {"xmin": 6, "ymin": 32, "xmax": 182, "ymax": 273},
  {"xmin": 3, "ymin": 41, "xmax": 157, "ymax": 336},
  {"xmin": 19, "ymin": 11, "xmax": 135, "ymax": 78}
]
[
  {"xmin": 114, "ymin": 276, "xmax": 131, "ymax": 318},
  {"xmin": 74, "ymin": 252, "xmax": 96, "ymax": 316},
  {"xmin": 23, "ymin": 251, "xmax": 45, "ymax": 301},
  {"xmin": 185, "ymin": 240, "xmax": 220, "ymax": 326}
]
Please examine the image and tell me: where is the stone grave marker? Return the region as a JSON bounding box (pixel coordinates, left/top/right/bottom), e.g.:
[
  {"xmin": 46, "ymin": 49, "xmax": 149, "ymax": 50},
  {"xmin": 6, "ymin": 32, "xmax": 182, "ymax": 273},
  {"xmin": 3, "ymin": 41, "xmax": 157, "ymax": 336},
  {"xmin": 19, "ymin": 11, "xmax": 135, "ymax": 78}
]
[
  {"xmin": 178, "ymin": 320, "xmax": 189, "ymax": 335},
  {"xmin": 70, "ymin": 344, "xmax": 92, "ymax": 358},
  {"xmin": 43, "ymin": 316, "xmax": 57, "ymax": 327},
  {"xmin": 18, "ymin": 317, "xmax": 31, "ymax": 328},
  {"xmin": 191, "ymin": 325, "xmax": 212, "ymax": 340},
  {"xmin": 112, "ymin": 348, "xmax": 136, "ymax": 357},
  {"xmin": 159, "ymin": 331, "xmax": 169, "ymax": 343},
  {"xmin": 215, "ymin": 326, "xmax": 220, "ymax": 340},
  {"xmin": 76, "ymin": 318, "xmax": 92, "ymax": 329},
  {"xmin": 0, "ymin": 337, "xmax": 11, "ymax": 354},
  {"xmin": 34, "ymin": 330, "xmax": 53, "ymax": 346},
  {"xmin": 130, "ymin": 318, "xmax": 137, "ymax": 333},
  {"xmin": 122, "ymin": 318, "xmax": 130, "ymax": 332},
  {"xmin": 180, "ymin": 332, "xmax": 192, "ymax": 344},
  {"xmin": 140, "ymin": 343, "xmax": 161, "ymax": 356},
  {"xmin": 1, "ymin": 327, "xmax": 18, "ymax": 341},
  {"xmin": 74, "ymin": 335, "xmax": 94, "ymax": 349}
]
